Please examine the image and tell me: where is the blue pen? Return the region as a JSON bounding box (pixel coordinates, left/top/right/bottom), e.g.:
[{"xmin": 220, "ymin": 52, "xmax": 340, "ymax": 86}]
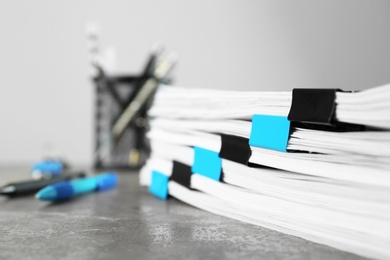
[{"xmin": 35, "ymin": 173, "xmax": 118, "ymax": 201}]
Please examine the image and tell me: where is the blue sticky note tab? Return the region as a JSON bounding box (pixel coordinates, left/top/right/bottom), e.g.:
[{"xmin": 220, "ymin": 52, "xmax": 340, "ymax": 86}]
[
  {"xmin": 149, "ymin": 171, "xmax": 169, "ymax": 200},
  {"xmin": 192, "ymin": 147, "xmax": 222, "ymax": 181},
  {"xmin": 249, "ymin": 115, "xmax": 290, "ymax": 152}
]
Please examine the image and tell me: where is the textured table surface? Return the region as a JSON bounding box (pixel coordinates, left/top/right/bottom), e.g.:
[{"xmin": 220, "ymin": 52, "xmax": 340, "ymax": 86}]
[{"xmin": 0, "ymin": 166, "xmax": 367, "ymax": 260}]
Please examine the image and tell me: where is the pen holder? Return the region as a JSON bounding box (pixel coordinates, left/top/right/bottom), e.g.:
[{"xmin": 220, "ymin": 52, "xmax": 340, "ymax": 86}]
[
  {"xmin": 93, "ymin": 70, "xmax": 154, "ymax": 170},
  {"xmin": 92, "ymin": 57, "xmax": 175, "ymax": 170},
  {"xmin": 86, "ymin": 23, "xmax": 178, "ymax": 170}
]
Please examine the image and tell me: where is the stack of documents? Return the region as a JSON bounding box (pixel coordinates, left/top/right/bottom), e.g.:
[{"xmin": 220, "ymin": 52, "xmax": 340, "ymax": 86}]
[{"xmin": 140, "ymin": 83, "xmax": 390, "ymax": 259}]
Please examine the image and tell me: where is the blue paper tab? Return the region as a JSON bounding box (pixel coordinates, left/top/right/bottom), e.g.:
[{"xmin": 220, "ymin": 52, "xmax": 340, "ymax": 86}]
[
  {"xmin": 192, "ymin": 147, "xmax": 222, "ymax": 181},
  {"xmin": 249, "ymin": 115, "xmax": 290, "ymax": 152},
  {"xmin": 149, "ymin": 170, "xmax": 169, "ymax": 200}
]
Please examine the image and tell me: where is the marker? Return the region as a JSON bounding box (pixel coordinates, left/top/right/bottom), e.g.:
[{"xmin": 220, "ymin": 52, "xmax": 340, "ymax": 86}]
[
  {"xmin": 35, "ymin": 173, "xmax": 118, "ymax": 201},
  {"xmin": 0, "ymin": 172, "xmax": 86, "ymax": 197}
]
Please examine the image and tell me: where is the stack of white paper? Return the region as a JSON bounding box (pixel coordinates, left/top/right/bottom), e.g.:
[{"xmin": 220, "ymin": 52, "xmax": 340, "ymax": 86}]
[{"xmin": 140, "ymin": 83, "xmax": 390, "ymax": 259}]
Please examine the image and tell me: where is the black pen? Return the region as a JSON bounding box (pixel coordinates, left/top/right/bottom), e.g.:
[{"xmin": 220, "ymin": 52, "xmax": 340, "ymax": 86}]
[{"xmin": 0, "ymin": 172, "xmax": 86, "ymax": 197}]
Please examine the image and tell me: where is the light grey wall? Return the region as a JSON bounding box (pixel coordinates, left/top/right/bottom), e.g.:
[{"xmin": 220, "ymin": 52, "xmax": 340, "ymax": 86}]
[{"xmin": 1, "ymin": 0, "xmax": 389, "ymax": 166}]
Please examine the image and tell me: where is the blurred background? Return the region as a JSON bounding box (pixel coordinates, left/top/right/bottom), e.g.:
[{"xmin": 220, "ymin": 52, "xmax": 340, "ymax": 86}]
[{"xmin": 0, "ymin": 0, "xmax": 389, "ymax": 167}]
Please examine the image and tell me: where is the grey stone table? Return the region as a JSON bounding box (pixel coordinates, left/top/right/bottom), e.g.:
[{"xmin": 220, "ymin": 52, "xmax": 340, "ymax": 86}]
[{"xmin": 0, "ymin": 166, "xmax": 367, "ymax": 260}]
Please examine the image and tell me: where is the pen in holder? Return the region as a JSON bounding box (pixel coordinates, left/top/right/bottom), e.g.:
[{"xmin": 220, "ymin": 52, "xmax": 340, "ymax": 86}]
[{"xmin": 87, "ymin": 23, "xmax": 177, "ymax": 170}]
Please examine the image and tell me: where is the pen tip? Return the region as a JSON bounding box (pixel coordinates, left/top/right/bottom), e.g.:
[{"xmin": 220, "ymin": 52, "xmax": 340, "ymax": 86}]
[
  {"xmin": 35, "ymin": 186, "xmax": 57, "ymax": 201},
  {"xmin": 0, "ymin": 186, "xmax": 15, "ymax": 194}
]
